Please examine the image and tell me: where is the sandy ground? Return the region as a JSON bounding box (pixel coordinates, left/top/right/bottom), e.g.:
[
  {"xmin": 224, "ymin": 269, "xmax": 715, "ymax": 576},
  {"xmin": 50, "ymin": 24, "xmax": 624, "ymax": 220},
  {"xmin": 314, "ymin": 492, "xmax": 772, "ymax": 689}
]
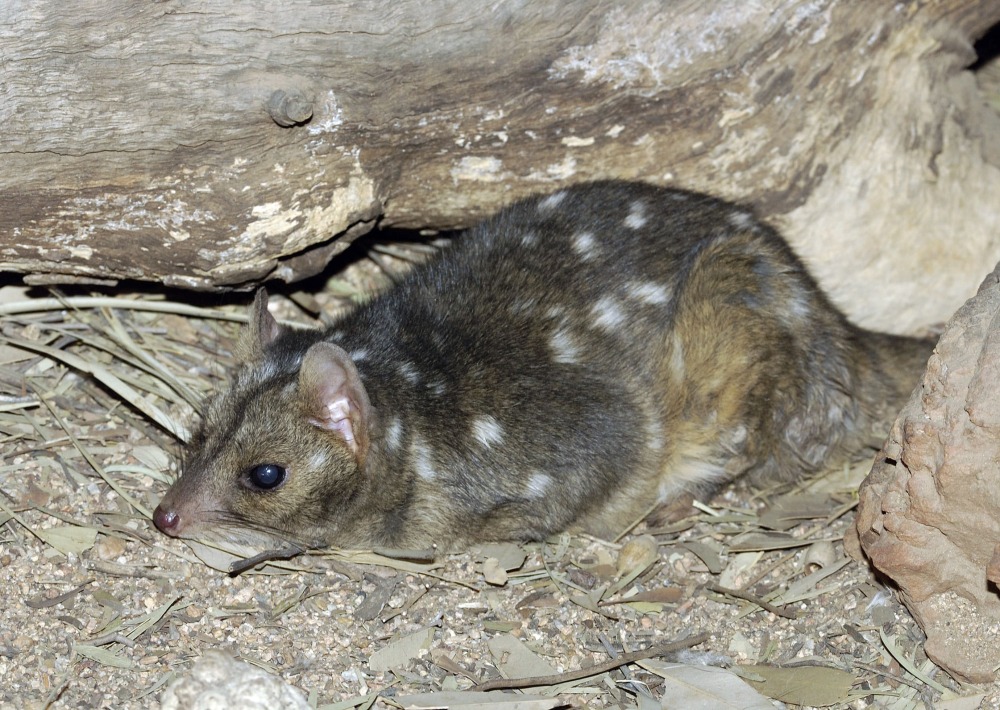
[{"xmin": 1, "ymin": 272, "xmax": 998, "ymax": 709}]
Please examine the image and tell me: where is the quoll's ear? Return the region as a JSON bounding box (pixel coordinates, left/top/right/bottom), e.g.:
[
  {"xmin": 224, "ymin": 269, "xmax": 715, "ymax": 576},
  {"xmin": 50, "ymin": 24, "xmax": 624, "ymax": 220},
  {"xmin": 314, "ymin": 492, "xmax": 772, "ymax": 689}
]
[
  {"xmin": 299, "ymin": 342, "xmax": 372, "ymax": 463},
  {"xmin": 235, "ymin": 288, "xmax": 285, "ymax": 362}
]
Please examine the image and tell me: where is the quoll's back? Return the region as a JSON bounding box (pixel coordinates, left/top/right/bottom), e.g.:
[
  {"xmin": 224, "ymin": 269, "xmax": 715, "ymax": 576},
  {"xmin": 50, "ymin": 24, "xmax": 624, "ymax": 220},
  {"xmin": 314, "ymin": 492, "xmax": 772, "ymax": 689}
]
[{"xmin": 153, "ymin": 181, "xmax": 931, "ymax": 554}]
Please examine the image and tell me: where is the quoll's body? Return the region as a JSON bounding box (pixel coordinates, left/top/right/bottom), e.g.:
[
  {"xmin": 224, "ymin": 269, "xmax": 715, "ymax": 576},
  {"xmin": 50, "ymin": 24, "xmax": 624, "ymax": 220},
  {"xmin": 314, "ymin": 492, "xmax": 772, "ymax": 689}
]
[{"xmin": 154, "ymin": 181, "xmax": 930, "ymax": 553}]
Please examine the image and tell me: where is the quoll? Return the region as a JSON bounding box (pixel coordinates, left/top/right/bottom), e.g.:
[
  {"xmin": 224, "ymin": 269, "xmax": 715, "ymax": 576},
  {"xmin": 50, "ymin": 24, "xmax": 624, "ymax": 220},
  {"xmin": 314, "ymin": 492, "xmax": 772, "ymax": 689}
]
[{"xmin": 153, "ymin": 180, "xmax": 931, "ymax": 557}]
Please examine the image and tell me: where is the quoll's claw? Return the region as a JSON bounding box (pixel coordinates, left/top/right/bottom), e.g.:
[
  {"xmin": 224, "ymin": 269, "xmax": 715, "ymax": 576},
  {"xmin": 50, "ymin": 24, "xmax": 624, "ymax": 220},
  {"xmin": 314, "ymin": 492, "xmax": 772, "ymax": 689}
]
[{"xmin": 153, "ymin": 505, "xmax": 181, "ymax": 536}]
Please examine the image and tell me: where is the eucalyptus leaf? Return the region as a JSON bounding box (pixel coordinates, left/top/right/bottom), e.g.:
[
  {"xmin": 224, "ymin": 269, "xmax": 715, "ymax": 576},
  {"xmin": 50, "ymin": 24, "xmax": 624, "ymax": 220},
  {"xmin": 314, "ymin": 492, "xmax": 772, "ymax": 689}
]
[
  {"xmin": 38, "ymin": 524, "xmax": 98, "ymax": 554},
  {"xmin": 638, "ymin": 660, "xmax": 775, "ymax": 709},
  {"xmin": 741, "ymin": 664, "xmax": 855, "ymax": 706},
  {"xmin": 74, "ymin": 643, "xmax": 134, "ymax": 669},
  {"xmin": 394, "ymin": 690, "xmax": 561, "ymax": 709},
  {"xmin": 487, "ymin": 634, "xmax": 556, "ymax": 680},
  {"xmin": 369, "ymin": 627, "xmax": 435, "ymax": 673}
]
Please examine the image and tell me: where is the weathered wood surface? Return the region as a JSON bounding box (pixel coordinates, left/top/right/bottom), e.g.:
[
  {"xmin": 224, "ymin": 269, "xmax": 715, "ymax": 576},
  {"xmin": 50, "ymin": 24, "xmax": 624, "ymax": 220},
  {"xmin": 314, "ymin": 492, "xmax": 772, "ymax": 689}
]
[{"xmin": 2, "ymin": 0, "xmax": 999, "ymax": 331}]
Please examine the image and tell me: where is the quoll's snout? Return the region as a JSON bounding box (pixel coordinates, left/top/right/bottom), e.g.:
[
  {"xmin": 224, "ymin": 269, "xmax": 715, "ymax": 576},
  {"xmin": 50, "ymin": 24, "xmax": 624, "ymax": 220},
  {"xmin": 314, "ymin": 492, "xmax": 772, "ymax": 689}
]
[{"xmin": 152, "ymin": 504, "xmax": 182, "ymax": 537}]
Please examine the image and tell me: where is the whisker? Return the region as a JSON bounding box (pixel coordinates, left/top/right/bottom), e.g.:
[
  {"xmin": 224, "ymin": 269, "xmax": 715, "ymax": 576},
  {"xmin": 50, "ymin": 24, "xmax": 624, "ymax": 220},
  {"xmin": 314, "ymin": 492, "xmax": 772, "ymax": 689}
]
[{"xmin": 210, "ymin": 510, "xmax": 321, "ymax": 549}]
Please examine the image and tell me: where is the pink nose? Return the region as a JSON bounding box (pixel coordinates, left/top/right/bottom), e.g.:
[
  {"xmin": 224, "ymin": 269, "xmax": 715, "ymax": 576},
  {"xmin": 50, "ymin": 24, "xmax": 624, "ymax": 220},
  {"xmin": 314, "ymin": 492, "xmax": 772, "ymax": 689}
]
[{"xmin": 153, "ymin": 505, "xmax": 181, "ymax": 537}]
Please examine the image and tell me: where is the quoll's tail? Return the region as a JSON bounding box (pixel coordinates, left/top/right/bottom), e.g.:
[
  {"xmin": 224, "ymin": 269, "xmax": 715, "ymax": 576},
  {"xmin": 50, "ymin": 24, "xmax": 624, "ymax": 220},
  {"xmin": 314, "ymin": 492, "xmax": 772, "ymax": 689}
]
[{"xmin": 851, "ymin": 330, "xmax": 935, "ymax": 447}]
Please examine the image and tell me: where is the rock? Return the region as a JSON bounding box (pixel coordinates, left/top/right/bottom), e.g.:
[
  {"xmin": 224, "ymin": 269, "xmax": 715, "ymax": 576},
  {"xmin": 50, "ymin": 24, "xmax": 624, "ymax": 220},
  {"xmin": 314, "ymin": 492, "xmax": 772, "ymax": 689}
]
[
  {"xmin": 159, "ymin": 649, "xmax": 309, "ymax": 710},
  {"xmin": 848, "ymin": 262, "xmax": 1000, "ymax": 683}
]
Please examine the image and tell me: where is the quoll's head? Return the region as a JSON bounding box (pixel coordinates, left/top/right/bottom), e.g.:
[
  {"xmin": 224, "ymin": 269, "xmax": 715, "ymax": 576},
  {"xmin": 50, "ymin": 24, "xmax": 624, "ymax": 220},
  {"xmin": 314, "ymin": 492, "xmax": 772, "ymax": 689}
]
[{"xmin": 152, "ymin": 290, "xmax": 372, "ymax": 552}]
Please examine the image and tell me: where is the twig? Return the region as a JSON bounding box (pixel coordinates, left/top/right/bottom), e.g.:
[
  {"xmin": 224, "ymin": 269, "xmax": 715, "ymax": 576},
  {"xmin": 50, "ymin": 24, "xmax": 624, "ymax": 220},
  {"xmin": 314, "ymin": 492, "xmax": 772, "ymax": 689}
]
[
  {"xmin": 84, "ymin": 560, "xmax": 184, "ymax": 581},
  {"xmin": 0, "ymin": 296, "xmax": 247, "ymax": 321},
  {"xmin": 229, "ymin": 543, "xmax": 308, "ymax": 575},
  {"xmin": 85, "ymin": 632, "xmax": 135, "ymax": 648},
  {"xmin": 705, "ymin": 583, "xmax": 798, "ymax": 619},
  {"xmin": 852, "ymin": 661, "xmax": 927, "ymax": 693},
  {"xmin": 739, "ymin": 549, "xmax": 799, "ymax": 589},
  {"xmin": 472, "ymin": 633, "xmax": 710, "ymax": 691}
]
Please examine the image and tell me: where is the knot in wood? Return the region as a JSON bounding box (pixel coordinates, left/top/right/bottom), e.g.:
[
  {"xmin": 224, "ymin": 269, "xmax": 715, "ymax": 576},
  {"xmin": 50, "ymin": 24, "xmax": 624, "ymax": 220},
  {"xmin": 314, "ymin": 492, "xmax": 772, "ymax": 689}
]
[{"xmin": 266, "ymin": 89, "xmax": 313, "ymax": 127}]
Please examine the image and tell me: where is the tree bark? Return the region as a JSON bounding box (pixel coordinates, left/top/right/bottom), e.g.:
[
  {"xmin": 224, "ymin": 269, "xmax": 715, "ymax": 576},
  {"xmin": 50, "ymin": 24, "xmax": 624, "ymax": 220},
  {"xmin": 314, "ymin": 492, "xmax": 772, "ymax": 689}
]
[{"xmin": 2, "ymin": 0, "xmax": 999, "ymax": 331}]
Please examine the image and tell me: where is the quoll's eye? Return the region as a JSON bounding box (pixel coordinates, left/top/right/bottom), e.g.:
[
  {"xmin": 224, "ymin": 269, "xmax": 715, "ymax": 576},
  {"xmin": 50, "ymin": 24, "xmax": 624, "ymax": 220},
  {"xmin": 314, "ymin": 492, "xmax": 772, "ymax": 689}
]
[{"xmin": 248, "ymin": 463, "xmax": 286, "ymax": 490}]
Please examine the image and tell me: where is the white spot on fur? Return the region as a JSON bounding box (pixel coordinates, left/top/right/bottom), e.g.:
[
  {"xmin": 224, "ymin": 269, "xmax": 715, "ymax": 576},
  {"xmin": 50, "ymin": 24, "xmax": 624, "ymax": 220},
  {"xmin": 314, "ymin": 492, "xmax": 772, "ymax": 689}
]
[
  {"xmin": 627, "ymin": 281, "xmax": 671, "ymax": 305},
  {"xmin": 788, "ymin": 291, "xmax": 812, "ymax": 320},
  {"xmin": 724, "ymin": 424, "xmax": 748, "ymax": 453},
  {"xmin": 410, "ymin": 435, "xmax": 437, "ymax": 480},
  {"xmin": 538, "ymin": 191, "xmax": 567, "ymax": 211},
  {"xmin": 385, "ymin": 418, "xmax": 403, "ymax": 451},
  {"xmin": 669, "ymin": 332, "xmax": 685, "ymax": 379},
  {"xmin": 525, "ymin": 471, "xmax": 553, "ymax": 498},
  {"xmin": 428, "ymin": 380, "xmax": 447, "ymax": 396},
  {"xmin": 545, "ymin": 305, "xmax": 565, "ymax": 319},
  {"xmin": 572, "ymin": 231, "xmax": 597, "ymax": 260},
  {"xmin": 645, "ymin": 418, "xmax": 664, "ymax": 451},
  {"xmin": 472, "ymin": 415, "xmax": 504, "ymax": 447},
  {"xmin": 309, "ymin": 450, "xmax": 329, "ymax": 469},
  {"xmin": 729, "ymin": 210, "xmax": 754, "ymax": 229},
  {"xmin": 522, "ymin": 231, "xmax": 538, "ymax": 247},
  {"xmin": 657, "ymin": 449, "xmax": 728, "ymax": 501},
  {"xmin": 398, "ymin": 362, "xmax": 420, "ymax": 384},
  {"xmin": 328, "ymin": 330, "xmax": 346, "ymax": 341},
  {"xmin": 550, "ymin": 327, "xmax": 579, "ymax": 364},
  {"xmin": 350, "ymin": 349, "xmax": 368, "ymax": 362},
  {"xmin": 257, "ymin": 361, "xmax": 278, "ymax": 381},
  {"xmin": 591, "ymin": 296, "xmax": 626, "ymax": 331},
  {"xmin": 625, "ymin": 201, "xmax": 648, "ymax": 229}
]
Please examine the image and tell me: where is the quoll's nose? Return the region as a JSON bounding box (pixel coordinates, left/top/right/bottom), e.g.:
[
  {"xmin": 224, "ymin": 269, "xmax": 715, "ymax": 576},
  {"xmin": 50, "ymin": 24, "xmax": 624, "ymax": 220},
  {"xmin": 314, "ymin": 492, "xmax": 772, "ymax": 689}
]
[{"xmin": 152, "ymin": 504, "xmax": 182, "ymax": 537}]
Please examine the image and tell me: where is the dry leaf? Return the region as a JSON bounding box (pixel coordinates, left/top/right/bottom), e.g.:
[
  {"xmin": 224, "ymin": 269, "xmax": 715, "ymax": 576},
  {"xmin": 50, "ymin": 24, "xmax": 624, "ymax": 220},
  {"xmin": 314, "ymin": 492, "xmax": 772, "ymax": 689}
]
[
  {"xmin": 430, "ymin": 651, "xmax": 479, "ymax": 683},
  {"xmin": 476, "ymin": 543, "xmax": 527, "ymax": 571},
  {"xmin": 394, "ymin": 690, "xmax": 561, "ymax": 709},
  {"xmin": 718, "ymin": 551, "xmax": 763, "ymax": 589},
  {"xmin": 183, "ymin": 539, "xmax": 303, "ymax": 575},
  {"xmin": 569, "ymin": 592, "xmax": 608, "ymax": 617},
  {"xmin": 130, "ymin": 445, "xmax": 171, "ymax": 471},
  {"xmin": 487, "ymin": 634, "xmax": 556, "ymax": 680},
  {"xmin": 741, "ymin": 664, "xmax": 854, "ymax": 707},
  {"xmin": 332, "ymin": 549, "xmax": 442, "ymax": 574},
  {"xmin": 727, "ymin": 631, "xmax": 758, "ymax": 661},
  {"xmin": 369, "ymin": 627, "xmax": 435, "ymax": 673},
  {"xmin": 937, "ymin": 693, "xmax": 989, "ymax": 709},
  {"xmin": 758, "ymin": 493, "xmax": 836, "ymax": 531},
  {"xmin": 354, "ymin": 575, "xmax": 396, "ymax": 621},
  {"xmin": 74, "ymin": 643, "xmax": 134, "ymax": 669},
  {"xmin": 879, "ymin": 628, "xmax": 950, "ymax": 694},
  {"xmin": 638, "ymin": 660, "xmax": 776, "ymax": 709},
  {"xmin": 602, "ymin": 587, "xmax": 683, "ymax": 606},
  {"xmin": 682, "ymin": 541, "xmax": 724, "ymax": 574},
  {"xmin": 127, "ymin": 596, "xmax": 181, "ymax": 641},
  {"xmin": 515, "ymin": 591, "xmax": 560, "ymax": 609},
  {"xmin": 728, "ymin": 532, "xmax": 819, "ymax": 552},
  {"xmin": 482, "ymin": 557, "xmax": 509, "ymax": 586},
  {"xmin": 39, "ymin": 524, "xmax": 99, "ymax": 555}
]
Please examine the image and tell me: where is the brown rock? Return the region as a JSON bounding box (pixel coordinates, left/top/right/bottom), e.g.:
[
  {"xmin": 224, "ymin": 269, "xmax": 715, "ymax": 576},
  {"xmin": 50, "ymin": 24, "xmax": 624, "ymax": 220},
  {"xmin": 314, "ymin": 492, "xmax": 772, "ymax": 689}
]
[{"xmin": 850, "ymin": 262, "xmax": 1000, "ymax": 683}]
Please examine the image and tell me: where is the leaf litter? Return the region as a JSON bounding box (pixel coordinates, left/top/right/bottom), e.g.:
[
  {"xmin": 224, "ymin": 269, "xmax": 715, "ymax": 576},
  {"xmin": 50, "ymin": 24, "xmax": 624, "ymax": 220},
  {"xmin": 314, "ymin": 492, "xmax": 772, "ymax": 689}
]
[{"xmin": 0, "ymin": 256, "xmax": 996, "ymax": 709}]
